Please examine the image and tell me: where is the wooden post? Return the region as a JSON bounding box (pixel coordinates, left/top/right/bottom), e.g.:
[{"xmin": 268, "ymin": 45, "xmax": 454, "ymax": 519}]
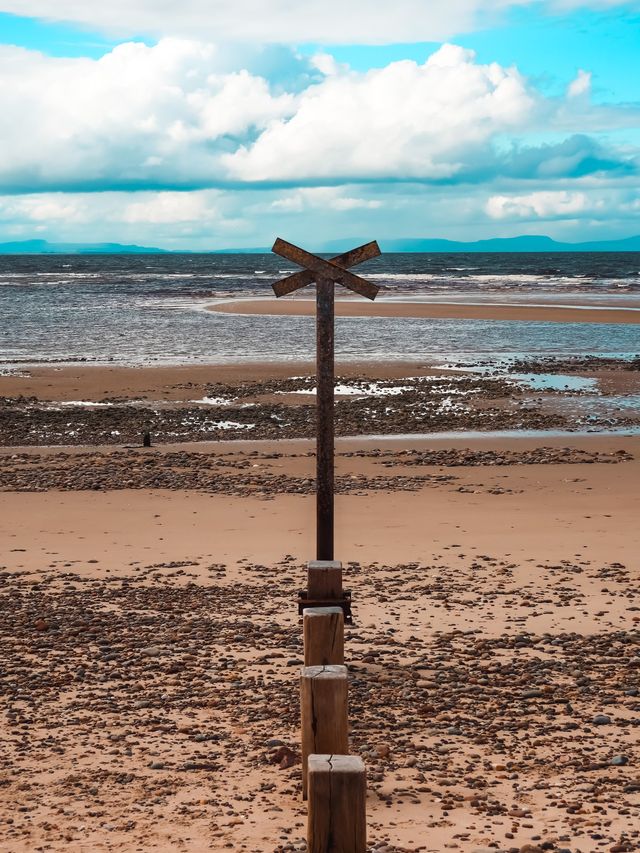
[
  {"xmin": 271, "ymin": 238, "xmax": 380, "ymax": 564},
  {"xmin": 303, "ymin": 607, "xmax": 344, "ymax": 667},
  {"xmin": 307, "ymin": 755, "xmax": 366, "ymax": 853},
  {"xmin": 307, "ymin": 560, "xmax": 342, "ymax": 600},
  {"xmin": 300, "ymin": 665, "xmax": 348, "ymax": 799},
  {"xmin": 316, "ymin": 276, "xmax": 335, "ymax": 561}
]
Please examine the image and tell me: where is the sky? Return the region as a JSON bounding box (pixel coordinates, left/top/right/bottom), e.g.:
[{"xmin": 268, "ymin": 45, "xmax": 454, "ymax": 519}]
[{"xmin": 0, "ymin": 1, "xmax": 638, "ymax": 249}]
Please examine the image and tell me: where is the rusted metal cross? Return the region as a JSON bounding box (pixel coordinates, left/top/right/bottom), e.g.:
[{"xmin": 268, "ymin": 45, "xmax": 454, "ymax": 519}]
[{"xmin": 271, "ymin": 238, "xmax": 381, "ymax": 560}]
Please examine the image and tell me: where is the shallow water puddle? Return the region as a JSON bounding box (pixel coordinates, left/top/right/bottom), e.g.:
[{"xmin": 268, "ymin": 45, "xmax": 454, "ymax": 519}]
[{"xmin": 510, "ymin": 373, "xmax": 598, "ymax": 392}]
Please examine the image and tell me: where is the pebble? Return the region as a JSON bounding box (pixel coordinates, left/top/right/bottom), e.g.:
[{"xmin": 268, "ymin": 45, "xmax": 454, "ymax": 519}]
[
  {"xmin": 141, "ymin": 645, "xmax": 163, "ymax": 657},
  {"xmin": 610, "ymin": 754, "xmax": 629, "ymax": 766}
]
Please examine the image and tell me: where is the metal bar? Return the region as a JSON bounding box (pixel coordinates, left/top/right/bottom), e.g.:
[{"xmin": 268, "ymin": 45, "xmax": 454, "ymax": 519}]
[
  {"xmin": 273, "ymin": 238, "xmax": 379, "ymax": 301},
  {"xmin": 316, "ymin": 277, "xmax": 335, "ymax": 560},
  {"xmin": 272, "ymin": 241, "xmax": 381, "ymax": 298}
]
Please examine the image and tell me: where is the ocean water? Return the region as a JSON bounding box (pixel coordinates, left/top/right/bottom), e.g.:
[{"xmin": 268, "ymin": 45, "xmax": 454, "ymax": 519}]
[{"xmin": 1, "ymin": 252, "xmax": 639, "ymax": 367}]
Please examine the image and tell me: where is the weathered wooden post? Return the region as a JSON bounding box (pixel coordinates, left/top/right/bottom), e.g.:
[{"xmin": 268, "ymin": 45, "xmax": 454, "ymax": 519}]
[
  {"xmin": 272, "ymin": 240, "xmax": 378, "ymax": 842},
  {"xmin": 300, "ymin": 665, "xmax": 349, "ymax": 799},
  {"xmin": 307, "ymin": 755, "xmax": 366, "ymax": 853},
  {"xmin": 303, "ymin": 607, "xmax": 344, "ymax": 666},
  {"xmin": 315, "ymin": 275, "xmax": 335, "ymax": 559},
  {"xmin": 307, "ymin": 559, "xmax": 342, "ymax": 600},
  {"xmin": 271, "ymin": 239, "xmax": 380, "ymax": 560}
]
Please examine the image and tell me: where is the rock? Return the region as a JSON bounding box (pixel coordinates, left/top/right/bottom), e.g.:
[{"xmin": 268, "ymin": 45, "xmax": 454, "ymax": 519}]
[
  {"xmin": 610, "ymin": 754, "xmax": 629, "ymax": 766},
  {"xmin": 269, "ymin": 745, "xmax": 298, "ymax": 770},
  {"xmin": 593, "ymin": 714, "xmax": 612, "ymax": 725},
  {"xmin": 141, "ymin": 646, "xmax": 163, "ymax": 657},
  {"xmin": 34, "ymin": 618, "xmax": 48, "ymax": 632}
]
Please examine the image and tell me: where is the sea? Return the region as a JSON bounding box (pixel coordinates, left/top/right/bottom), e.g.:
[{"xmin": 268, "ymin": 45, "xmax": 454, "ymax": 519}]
[{"xmin": 1, "ymin": 252, "xmax": 639, "ymax": 368}]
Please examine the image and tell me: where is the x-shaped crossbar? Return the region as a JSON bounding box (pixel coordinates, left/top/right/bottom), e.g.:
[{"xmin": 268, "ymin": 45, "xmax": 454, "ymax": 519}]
[{"xmin": 272, "ymin": 238, "xmax": 380, "ymax": 300}]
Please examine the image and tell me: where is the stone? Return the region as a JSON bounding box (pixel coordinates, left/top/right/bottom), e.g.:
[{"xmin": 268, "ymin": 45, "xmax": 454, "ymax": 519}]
[{"xmin": 610, "ymin": 755, "xmax": 629, "ymax": 766}]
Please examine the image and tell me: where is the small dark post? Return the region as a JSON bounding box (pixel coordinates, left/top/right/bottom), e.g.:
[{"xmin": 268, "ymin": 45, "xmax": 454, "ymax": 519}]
[
  {"xmin": 143, "ymin": 431, "xmax": 152, "ymax": 448},
  {"xmin": 271, "ymin": 239, "xmax": 380, "ymax": 561}
]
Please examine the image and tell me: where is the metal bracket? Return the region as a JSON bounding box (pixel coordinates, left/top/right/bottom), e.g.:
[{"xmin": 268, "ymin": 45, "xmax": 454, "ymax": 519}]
[{"xmin": 298, "ymin": 589, "xmax": 353, "ymax": 625}]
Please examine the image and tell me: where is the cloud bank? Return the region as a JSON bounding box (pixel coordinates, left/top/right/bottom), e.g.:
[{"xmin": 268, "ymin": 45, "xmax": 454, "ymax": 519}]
[
  {"xmin": 0, "ymin": 39, "xmax": 636, "ymax": 195},
  {"xmin": 0, "ymin": 27, "xmax": 638, "ymax": 245},
  {"xmin": 1, "ymin": 0, "xmax": 638, "ymax": 43}
]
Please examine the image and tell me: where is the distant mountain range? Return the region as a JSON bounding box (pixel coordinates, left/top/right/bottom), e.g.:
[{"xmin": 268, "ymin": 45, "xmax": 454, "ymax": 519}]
[
  {"xmin": 1, "ymin": 235, "xmax": 639, "ymax": 254},
  {"xmin": 0, "ymin": 239, "xmax": 168, "ymax": 254},
  {"xmin": 325, "ymin": 235, "xmax": 640, "ymax": 253}
]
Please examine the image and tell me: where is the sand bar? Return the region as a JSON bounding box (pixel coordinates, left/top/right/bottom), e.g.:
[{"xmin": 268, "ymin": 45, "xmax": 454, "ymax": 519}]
[{"xmin": 208, "ymin": 297, "xmax": 640, "ymax": 324}]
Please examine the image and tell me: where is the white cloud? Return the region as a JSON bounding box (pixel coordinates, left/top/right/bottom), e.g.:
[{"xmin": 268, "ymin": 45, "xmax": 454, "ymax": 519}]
[
  {"xmin": 0, "ymin": 1, "xmax": 527, "ymax": 44},
  {"xmin": 225, "ymin": 44, "xmax": 535, "ymax": 182},
  {"xmin": 121, "ymin": 191, "xmax": 215, "ymax": 223},
  {"xmin": 2, "ymin": 183, "xmax": 640, "ymax": 248},
  {"xmin": 0, "ymin": 39, "xmax": 636, "ymax": 195},
  {"xmin": 0, "ymin": 39, "xmax": 295, "ymax": 192},
  {"xmin": 567, "ymin": 69, "xmax": 591, "ymax": 98},
  {"xmin": 1, "ymin": 0, "xmax": 638, "ymax": 43},
  {"xmin": 0, "ymin": 197, "xmax": 84, "ymax": 222},
  {"xmin": 0, "ymin": 40, "xmax": 528, "ymax": 190},
  {"xmin": 486, "ymin": 190, "xmax": 592, "ymax": 219},
  {"xmin": 270, "ymin": 187, "xmax": 382, "ymax": 212}
]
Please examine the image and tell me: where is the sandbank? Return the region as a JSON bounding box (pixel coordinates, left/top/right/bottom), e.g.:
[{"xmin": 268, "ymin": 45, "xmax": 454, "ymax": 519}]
[{"xmin": 208, "ymin": 297, "xmax": 640, "ymax": 324}]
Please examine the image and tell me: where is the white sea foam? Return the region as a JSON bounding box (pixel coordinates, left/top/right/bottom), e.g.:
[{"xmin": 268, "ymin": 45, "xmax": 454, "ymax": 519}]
[
  {"xmin": 281, "ymin": 382, "xmax": 413, "ymax": 397},
  {"xmin": 190, "ymin": 396, "xmax": 232, "ymax": 405},
  {"xmin": 58, "ymin": 401, "xmax": 113, "ymax": 407},
  {"xmin": 210, "ymin": 421, "xmax": 254, "ymax": 430}
]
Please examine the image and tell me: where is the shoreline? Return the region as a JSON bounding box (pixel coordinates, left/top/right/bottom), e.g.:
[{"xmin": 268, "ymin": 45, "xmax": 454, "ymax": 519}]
[{"xmin": 207, "ymin": 297, "xmax": 640, "ymax": 324}]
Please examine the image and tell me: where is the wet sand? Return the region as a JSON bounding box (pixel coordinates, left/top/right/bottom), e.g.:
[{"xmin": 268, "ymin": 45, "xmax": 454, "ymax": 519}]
[
  {"xmin": 0, "ymin": 361, "xmax": 446, "ymax": 403},
  {"xmin": 3, "ymin": 356, "xmax": 639, "ymax": 449},
  {"xmin": 207, "ymin": 298, "xmax": 640, "ymax": 325},
  {"xmin": 1, "ymin": 434, "xmax": 639, "ymax": 852}
]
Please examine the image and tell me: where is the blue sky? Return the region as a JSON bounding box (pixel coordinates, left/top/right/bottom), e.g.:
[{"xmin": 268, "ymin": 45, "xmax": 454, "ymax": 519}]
[{"xmin": 0, "ymin": 1, "xmax": 638, "ymax": 249}]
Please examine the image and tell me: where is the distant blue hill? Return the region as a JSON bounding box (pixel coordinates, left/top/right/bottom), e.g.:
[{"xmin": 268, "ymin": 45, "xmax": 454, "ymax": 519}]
[
  {"xmin": 0, "ymin": 239, "xmax": 168, "ymax": 254},
  {"xmin": 326, "ymin": 235, "xmax": 640, "ymax": 253},
  {"xmin": 215, "ymin": 235, "xmax": 640, "ymax": 253},
  {"xmin": 1, "ymin": 235, "xmax": 639, "ymax": 254}
]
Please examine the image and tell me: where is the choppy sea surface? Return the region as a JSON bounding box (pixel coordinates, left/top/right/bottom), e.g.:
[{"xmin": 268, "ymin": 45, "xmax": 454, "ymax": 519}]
[{"xmin": 1, "ymin": 252, "xmax": 639, "ymax": 367}]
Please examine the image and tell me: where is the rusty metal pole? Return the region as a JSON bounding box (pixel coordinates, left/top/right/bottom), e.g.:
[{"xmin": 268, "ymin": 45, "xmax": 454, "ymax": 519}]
[{"xmin": 316, "ymin": 276, "xmax": 334, "ymax": 561}]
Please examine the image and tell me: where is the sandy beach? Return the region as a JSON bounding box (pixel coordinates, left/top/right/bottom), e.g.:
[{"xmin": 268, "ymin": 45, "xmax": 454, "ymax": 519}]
[
  {"xmin": 2, "ymin": 355, "xmax": 640, "ymax": 853},
  {"xmin": 207, "ymin": 299, "xmax": 640, "ymax": 325},
  {"xmin": 1, "ymin": 429, "xmax": 639, "ymax": 852}
]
